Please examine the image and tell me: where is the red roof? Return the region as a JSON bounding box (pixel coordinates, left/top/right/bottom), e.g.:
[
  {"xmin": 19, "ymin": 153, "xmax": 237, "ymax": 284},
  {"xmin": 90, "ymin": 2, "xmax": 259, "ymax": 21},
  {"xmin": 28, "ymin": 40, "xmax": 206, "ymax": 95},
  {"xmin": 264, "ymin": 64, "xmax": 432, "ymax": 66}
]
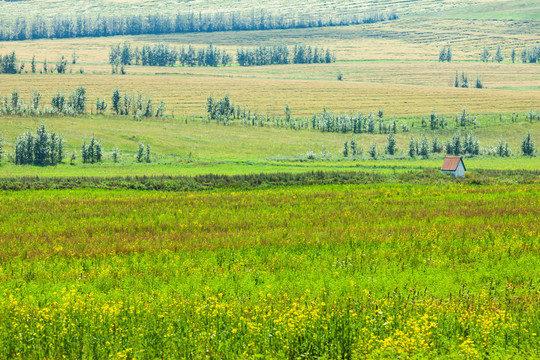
[{"xmin": 441, "ymin": 156, "xmax": 465, "ymax": 171}]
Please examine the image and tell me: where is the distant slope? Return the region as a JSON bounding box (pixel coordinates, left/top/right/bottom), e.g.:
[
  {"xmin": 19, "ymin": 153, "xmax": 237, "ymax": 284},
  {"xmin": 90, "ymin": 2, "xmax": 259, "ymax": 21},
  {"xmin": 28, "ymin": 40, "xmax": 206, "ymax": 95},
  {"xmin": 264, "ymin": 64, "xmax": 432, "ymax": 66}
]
[{"xmin": 0, "ymin": 0, "xmax": 475, "ymax": 20}]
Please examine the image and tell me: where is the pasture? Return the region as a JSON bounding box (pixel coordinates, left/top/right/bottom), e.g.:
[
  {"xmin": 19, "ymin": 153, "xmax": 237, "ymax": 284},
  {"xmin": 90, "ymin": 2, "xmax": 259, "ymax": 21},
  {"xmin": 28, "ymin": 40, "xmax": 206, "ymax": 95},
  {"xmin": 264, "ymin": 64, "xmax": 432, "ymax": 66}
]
[
  {"xmin": 0, "ymin": 184, "xmax": 539, "ymax": 358},
  {"xmin": 0, "ymin": 114, "xmax": 538, "ymax": 178}
]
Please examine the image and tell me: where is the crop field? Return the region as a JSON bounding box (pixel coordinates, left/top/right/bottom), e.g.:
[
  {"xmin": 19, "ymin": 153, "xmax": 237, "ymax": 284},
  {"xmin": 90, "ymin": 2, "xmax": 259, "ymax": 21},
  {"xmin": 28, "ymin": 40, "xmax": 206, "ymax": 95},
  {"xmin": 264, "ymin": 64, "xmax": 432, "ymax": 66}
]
[{"xmin": 0, "ymin": 184, "xmax": 539, "ymax": 358}]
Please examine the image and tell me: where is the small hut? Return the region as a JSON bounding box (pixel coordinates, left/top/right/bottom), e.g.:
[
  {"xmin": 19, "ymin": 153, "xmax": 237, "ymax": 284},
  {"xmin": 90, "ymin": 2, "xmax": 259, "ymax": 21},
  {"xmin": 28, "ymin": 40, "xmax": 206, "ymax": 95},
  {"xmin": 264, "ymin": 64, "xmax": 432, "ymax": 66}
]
[{"xmin": 441, "ymin": 156, "xmax": 466, "ymax": 178}]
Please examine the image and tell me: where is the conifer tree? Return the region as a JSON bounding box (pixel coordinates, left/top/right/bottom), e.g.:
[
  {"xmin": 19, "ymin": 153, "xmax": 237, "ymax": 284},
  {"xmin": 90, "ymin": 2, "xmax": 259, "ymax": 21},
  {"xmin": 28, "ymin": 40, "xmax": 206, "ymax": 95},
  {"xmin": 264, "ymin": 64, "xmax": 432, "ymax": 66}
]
[
  {"xmin": 145, "ymin": 144, "xmax": 151, "ymax": 163},
  {"xmin": 431, "ymin": 136, "xmax": 442, "ymax": 153},
  {"xmin": 112, "ymin": 146, "xmax": 120, "ymax": 163},
  {"xmin": 521, "ymin": 131, "xmax": 536, "ymax": 156},
  {"xmin": 112, "ymin": 88, "xmax": 121, "ymax": 114},
  {"xmin": 137, "ymin": 143, "xmax": 144, "ymax": 162},
  {"xmin": 386, "ymin": 133, "xmax": 397, "ymax": 155},
  {"xmin": 481, "ymin": 47, "xmax": 491, "ymax": 62},
  {"xmin": 408, "ymin": 138, "xmax": 416, "ymax": 158},
  {"xmin": 350, "ymin": 138, "xmax": 357, "ymax": 156},
  {"xmin": 494, "ymin": 46, "xmax": 504, "ymax": 63},
  {"xmin": 32, "ymin": 90, "xmax": 41, "ymax": 109},
  {"xmin": 368, "ymin": 143, "xmax": 377, "ymax": 158},
  {"xmin": 420, "ymin": 134, "xmax": 429, "ymax": 159},
  {"xmin": 343, "ymin": 141, "xmax": 349, "ymax": 157}
]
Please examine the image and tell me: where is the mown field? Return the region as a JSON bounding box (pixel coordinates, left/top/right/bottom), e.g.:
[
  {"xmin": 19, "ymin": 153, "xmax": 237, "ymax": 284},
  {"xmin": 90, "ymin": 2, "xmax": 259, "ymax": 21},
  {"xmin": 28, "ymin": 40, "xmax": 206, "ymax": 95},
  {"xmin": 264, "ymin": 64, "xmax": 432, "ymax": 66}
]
[
  {"xmin": 0, "ymin": 184, "xmax": 538, "ymax": 358},
  {"xmin": 0, "ymin": 0, "xmax": 472, "ymax": 21},
  {"xmin": 0, "ymin": 73, "xmax": 539, "ymax": 118},
  {"xmin": 0, "ymin": 2, "xmax": 538, "ymax": 117}
]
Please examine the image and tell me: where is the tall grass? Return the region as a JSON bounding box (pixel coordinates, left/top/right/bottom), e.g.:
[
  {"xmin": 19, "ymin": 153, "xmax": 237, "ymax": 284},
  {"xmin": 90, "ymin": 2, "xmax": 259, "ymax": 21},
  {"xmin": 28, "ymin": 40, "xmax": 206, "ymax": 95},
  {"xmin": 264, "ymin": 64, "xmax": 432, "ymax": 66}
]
[{"xmin": 0, "ymin": 184, "xmax": 538, "ymax": 358}]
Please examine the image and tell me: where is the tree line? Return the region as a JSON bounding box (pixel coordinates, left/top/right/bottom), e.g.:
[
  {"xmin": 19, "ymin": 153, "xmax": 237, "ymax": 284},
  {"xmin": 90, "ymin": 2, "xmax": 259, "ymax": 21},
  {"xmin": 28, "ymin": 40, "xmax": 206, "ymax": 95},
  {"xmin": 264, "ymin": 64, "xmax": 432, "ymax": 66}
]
[
  {"xmin": 205, "ymin": 97, "xmax": 497, "ymax": 135},
  {"xmin": 339, "ymin": 131, "xmax": 535, "ymax": 160},
  {"xmin": 0, "ymin": 88, "xmax": 166, "ymax": 119},
  {"xmin": 439, "ymin": 44, "xmax": 540, "ymax": 63},
  {"xmin": 453, "ymin": 71, "xmax": 483, "ymax": 89},
  {"xmin": 206, "ymin": 96, "xmax": 409, "ymax": 133},
  {"xmin": 2, "ymin": 123, "xmax": 153, "ymax": 166},
  {"xmin": 0, "ymin": 51, "xmax": 80, "ymax": 74},
  {"xmin": 0, "ymin": 10, "xmax": 398, "ymax": 42},
  {"xmin": 110, "ymin": 43, "xmax": 232, "ymax": 67},
  {"xmin": 237, "ymin": 44, "xmax": 335, "ymax": 66},
  {"xmin": 110, "ymin": 42, "xmax": 335, "ymax": 67}
]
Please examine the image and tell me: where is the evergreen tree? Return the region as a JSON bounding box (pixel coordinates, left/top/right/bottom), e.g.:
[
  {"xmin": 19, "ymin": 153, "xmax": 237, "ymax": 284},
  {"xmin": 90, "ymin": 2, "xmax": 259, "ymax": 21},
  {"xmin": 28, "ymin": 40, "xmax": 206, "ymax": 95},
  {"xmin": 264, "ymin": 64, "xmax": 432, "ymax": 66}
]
[
  {"xmin": 386, "ymin": 133, "xmax": 397, "ymax": 155},
  {"xmin": 68, "ymin": 86, "xmax": 87, "ymax": 114},
  {"xmin": 145, "ymin": 144, "xmax": 151, "ymax": 163},
  {"xmin": 494, "ymin": 46, "xmax": 504, "ymax": 63},
  {"xmin": 462, "ymin": 132, "xmax": 479, "ymax": 155},
  {"xmin": 284, "ymin": 104, "xmax": 292, "ymax": 123},
  {"xmin": 112, "ymin": 88, "xmax": 121, "ymax": 114},
  {"xmin": 96, "ymin": 98, "xmax": 108, "ymax": 114},
  {"xmin": 70, "ymin": 151, "xmax": 76, "ymax": 165},
  {"xmin": 511, "ymin": 48, "xmax": 516, "ymax": 63},
  {"xmin": 481, "ymin": 47, "xmax": 491, "ymax": 62},
  {"xmin": 521, "ymin": 131, "xmax": 536, "ymax": 156},
  {"xmin": 112, "ymin": 146, "xmax": 120, "ymax": 163},
  {"xmin": 420, "ymin": 134, "xmax": 429, "ymax": 159},
  {"xmin": 82, "ymin": 135, "xmax": 102, "ymax": 163},
  {"xmin": 14, "ymin": 123, "xmax": 63, "ymax": 166},
  {"xmin": 408, "ymin": 138, "xmax": 416, "ymax": 158},
  {"xmin": 55, "ymin": 56, "xmax": 68, "ymax": 73},
  {"xmin": 0, "ymin": 51, "xmax": 17, "ymax": 74},
  {"xmin": 155, "ymin": 101, "xmax": 166, "ymax": 117},
  {"xmin": 15, "ymin": 132, "xmax": 33, "ymax": 165},
  {"xmin": 431, "ymin": 136, "xmax": 442, "ymax": 153},
  {"xmin": 32, "ymin": 90, "xmax": 41, "ymax": 109},
  {"xmin": 496, "ymin": 137, "xmax": 510, "ymax": 157},
  {"xmin": 343, "ymin": 141, "xmax": 349, "ymax": 157},
  {"xmin": 460, "ymin": 72, "xmax": 468, "ymax": 88},
  {"xmin": 81, "ymin": 141, "xmax": 88, "ymax": 163},
  {"xmin": 451, "ymin": 133, "xmax": 462, "ymax": 155},
  {"xmin": 33, "ymin": 122, "xmax": 50, "ymax": 166},
  {"xmin": 439, "ymin": 46, "xmax": 451, "ymax": 62},
  {"xmin": 31, "ymin": 55, "xmax": 36, "ymax": 73},
  {"xmin": 10, "ymin": 90, "xmax": 20, "ymax": 111},
  {"xmin": 137, "ymin": 143, "xmax": 145, "ymax": 163},
  {"xmin": 475, "ymin": 76, "xmax": 484, "ymax": 89},
  {"xmin": 350, "ymin": 138, "xmax": 357, "ymax": 156},
  {"xmin": 368, "ymin": 143, "xmax": 377, "ymax": 158},
  {"xmin": 51, "ymin": 92, "xmax": 66, "ymax": 113}
]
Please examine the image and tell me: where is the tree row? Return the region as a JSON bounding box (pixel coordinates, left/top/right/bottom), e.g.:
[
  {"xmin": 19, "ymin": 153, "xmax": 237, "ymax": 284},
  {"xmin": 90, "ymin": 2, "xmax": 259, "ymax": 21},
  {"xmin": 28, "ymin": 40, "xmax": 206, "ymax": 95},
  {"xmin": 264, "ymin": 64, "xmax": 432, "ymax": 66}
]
[
  {"xmin": 1, "ymin": 123, "xmax": 153, "ymax": 166},
  {"xmin": 0, "ymin": 10, "xmax": 398, "ymax": 41},
  {"xmin": 109, "ymin": 43, "xmax": 335, "ymax": 67},
  {"xmin": 0, "ymin": 88, "xmax": 166, "ymax": 119}
]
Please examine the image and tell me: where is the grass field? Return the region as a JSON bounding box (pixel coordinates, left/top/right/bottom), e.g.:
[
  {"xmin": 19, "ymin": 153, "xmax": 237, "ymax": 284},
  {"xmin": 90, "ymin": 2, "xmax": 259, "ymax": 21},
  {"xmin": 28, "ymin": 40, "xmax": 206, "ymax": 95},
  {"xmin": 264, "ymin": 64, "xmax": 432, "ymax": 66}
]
[
  {"xmin": 0, "ymin": 114, "xmax": 538, "ymax": 178},
  {"xmin": 0, "ymin": 184, "xmax": 538, "ymax": 358}
]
